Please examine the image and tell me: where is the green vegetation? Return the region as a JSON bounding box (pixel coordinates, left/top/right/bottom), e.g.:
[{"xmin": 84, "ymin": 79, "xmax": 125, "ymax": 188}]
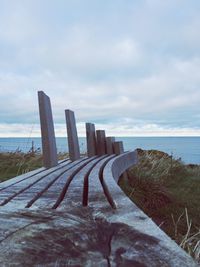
[
  {"xmin": 0, "ymin": 151, "xmax": 68, "ymax": 182},
  {"xmin": 0, "ymin": 152, "xmax": 43, "ymax": 182},
  {"xmin": 119, "ymin": 149, "xmax": 200, "ymax": 263}
]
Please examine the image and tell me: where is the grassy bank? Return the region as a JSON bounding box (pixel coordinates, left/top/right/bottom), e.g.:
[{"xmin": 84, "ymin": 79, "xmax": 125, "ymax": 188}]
[
  {"xmin": 0, "ymin": 152, "xmax": 43, "ymax": 182},
  {"xmin": 119, "ymin": 149, "xmax": 200, "ymax": 263},
  {"xmin": 0, "ymin": 151, "xmax": 68, "ymax": 182}
]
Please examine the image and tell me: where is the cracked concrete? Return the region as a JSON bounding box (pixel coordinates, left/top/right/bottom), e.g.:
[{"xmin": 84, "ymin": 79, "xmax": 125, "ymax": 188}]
[
  {"xmin": 0, "ymin": 152, "xmax": 198, "ymax": 266},
  {"xmin": 0, "ymin": 206, "xmax": 198, "ymax": 267}
]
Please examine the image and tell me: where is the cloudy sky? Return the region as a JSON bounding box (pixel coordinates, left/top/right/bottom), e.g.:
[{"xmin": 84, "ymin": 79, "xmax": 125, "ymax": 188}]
[{"xmin": 1, "ymin": 0, "xmax": 200, "ymax": 137}]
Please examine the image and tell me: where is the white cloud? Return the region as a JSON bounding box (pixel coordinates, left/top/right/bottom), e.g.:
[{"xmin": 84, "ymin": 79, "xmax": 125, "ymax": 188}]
[
  {"xmin": 0, "ymin": 56, "xmax": 200, "ymax": 130},
  {"xmin": 0, "ymin": 0, "xmax": 200, "ymax": 136},
  {"xmin": 1, "ymin": 122, "xmax": 200, "ymax": 138}
]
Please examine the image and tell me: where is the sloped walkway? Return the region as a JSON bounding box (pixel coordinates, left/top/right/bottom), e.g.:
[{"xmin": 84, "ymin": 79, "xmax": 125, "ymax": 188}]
[{"xmin": 0, "ymin": 151, "xmax": 198, "ymax": 266}]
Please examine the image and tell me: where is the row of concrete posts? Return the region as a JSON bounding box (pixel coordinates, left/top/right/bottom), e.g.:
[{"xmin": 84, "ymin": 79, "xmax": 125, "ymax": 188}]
[{"xmin": 38, "ymin": 91, "xmax": 124, "ymax": 168}]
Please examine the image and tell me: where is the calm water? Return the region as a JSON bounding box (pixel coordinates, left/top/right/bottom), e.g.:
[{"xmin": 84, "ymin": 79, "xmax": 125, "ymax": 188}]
[{"xmin": 0, "ymin": 137, "xmax": 200, "ymax": 164}]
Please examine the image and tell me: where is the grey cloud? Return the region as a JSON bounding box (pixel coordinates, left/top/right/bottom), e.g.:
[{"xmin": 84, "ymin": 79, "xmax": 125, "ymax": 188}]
[{"xmin": 0, "ymin": 0, "xmax": 200, "ymax": 135}]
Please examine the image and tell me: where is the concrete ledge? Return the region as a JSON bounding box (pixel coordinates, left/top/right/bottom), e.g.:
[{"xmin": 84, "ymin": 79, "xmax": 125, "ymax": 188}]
[
  {"xmin": 0, "ymin": 152, "xmax": 198, "ymax": 266},
  {"xmin": 101, "ymin": 152, "xmax": 198, "ymax": 267}
]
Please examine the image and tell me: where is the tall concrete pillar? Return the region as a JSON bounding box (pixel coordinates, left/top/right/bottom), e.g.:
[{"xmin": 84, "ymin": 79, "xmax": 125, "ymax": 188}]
[
  {"xmin": 65, "ymin": 109, "xmax": 80, "ymax": 161},
  {"xmin": 96, "ymin": 130, "xmax": 106, "ymax": 156},
  {"xmin": 113, "ymin": 141, "xmax": 124, "ymax": 155},
  {"xmin": 38, "ymin": 91, "xmax": 58, "ymax": 168},
  {"xmin": 86, "ymin": 123, "xmax": 97, "ymax": 157},
  {"xmin": 106, "ymin": 137, "xmax": 115, "ymax": 155}
]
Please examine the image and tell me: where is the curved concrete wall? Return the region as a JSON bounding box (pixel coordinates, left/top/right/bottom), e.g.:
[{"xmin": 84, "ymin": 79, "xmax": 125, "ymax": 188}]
[
  {"xmin": 102, "ymin": 151, "xmax": 198, "ymax": 267},
  {"xmin": 111, "ymin": 150, "xmax": 138, "ymax": 182}
]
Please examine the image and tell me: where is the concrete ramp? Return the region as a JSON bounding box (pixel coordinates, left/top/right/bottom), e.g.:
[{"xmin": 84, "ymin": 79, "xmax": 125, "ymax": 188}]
[{"xmin": 0, "ymin": 151, "xmax": 197, "ymax": 266}]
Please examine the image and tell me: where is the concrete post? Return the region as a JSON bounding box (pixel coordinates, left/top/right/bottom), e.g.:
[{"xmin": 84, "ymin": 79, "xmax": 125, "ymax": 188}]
[
  {"xmin": 96, "ymin": 130, "xmax": 106, "ymax": 156},
  {"xmin": 106, "ymin": 137, "xmax": 115, "ymax": 155},
  {"xmin": 65, "ymin": 109, "xmax": 80, "ymax": 161},
  {"xmin": 86, "ymin": 123, "xmax": 97, "ymax": 157},
  {"xmin": 113, "ymin": 141, "xmax": 124, "ymax": 155},
  {"xmin": 38, "ymin": 91, "xmax": 58, "ymax": 168},
  {"xmin": 113, "ymin": 141, "xmax": 128, "ymax": 180}
]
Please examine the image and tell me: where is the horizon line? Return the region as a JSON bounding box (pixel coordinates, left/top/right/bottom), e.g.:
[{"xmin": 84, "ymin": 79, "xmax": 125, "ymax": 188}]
[{"xmin": 1, "ymin": 135, "xmax": 200, "ymax": 138}]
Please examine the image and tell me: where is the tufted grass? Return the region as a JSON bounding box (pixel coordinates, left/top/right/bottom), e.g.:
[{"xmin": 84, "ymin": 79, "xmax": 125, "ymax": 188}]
[
  {"xmin": 0, "ymin": 151, "xmax": 69, "ymax": 182},
  {"xmin": 0, "ymin": 152, "xmax": 43, "ymax": 181},
  {"xmin": 119, "ymin": 148, "xmax": 200, "ymax": 263}
]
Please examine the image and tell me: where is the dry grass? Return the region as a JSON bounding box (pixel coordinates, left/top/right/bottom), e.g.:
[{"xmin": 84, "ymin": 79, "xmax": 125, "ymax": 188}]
[
  {"xmin": 171, "ymin": 208, "xmax": 200, "ymax": 262},
  {"xmin": 0, "ymin": 151, "xmax": 43, "ymax": 181},
  {"xmin": 119, "ymin": 148, "xmax": 200, "ymax": 263},
  {"xmin": 0, "ymin": 151, "xmax": 69, "ymax": 181}
]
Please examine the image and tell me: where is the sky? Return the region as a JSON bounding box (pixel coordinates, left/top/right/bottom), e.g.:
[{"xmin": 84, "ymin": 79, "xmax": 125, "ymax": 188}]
[{"xmin": 0, "ymin": 0, "xmax": 200, "ymax": 137}]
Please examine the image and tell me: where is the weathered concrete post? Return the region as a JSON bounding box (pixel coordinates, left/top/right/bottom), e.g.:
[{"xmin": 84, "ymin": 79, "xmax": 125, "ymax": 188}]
[
  {"xmin": 86, "ymin": 123, "xmax": 97, "ymax": 157},
  {"xmin": 65, "ymin": 109, "xmax": 80, "ymax": 161},
  {"xmin": 113, "ymin": 141, "xmax": 128, "ymax": 180},
  {"xmin": 106, "ymin": 137, "xmax": 115, "ymax": 155},
  {"xmin": 113, "ymin": 141, "xmax": 124, "ymax": 155},
  {"xmin": 38, "ymin": 91, "xmax": 58, "ymax": 168},
  {"xmin": 96, "ymin": 130, "xmax": 106, "ymax": 156}
]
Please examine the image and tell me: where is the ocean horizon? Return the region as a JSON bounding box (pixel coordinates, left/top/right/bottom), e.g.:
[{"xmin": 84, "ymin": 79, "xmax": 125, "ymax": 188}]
[{"xmin": 0, "ymin": 136, "xmax": 200, "ymax": 165}]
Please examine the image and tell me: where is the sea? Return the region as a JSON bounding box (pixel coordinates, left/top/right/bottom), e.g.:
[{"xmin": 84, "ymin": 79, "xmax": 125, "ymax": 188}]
[{"xmin": 0, "ymin": 137, "xmax": 200, "ymax": 165}]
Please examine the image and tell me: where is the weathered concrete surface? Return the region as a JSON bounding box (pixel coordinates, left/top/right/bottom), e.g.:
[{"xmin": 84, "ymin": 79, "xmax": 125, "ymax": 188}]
[
  {"xmin": 106, "ymin": 137, "xmax": 115, "ymax": 155},
  {"xmin": 38, "ymin": 91, "xmax": 58, "ymax": 168},
  {"xmin": 0, "ymin": 152, "xmax": 198, "ymax": 267},
  {"xmin": 0, "ymin": 204, "xmax": 197, "ymax": 266},
  {"xmin": 65, "ymin": 109, "xmax": 80, "ymax": 161},
  {"xmin": 113, "ymin": 141, "xmax": 124, "ymax": 155},
  {"xmin": 86, "ymin": 123, "xmax": 97, "ymax": 157},
  {"xmin": 96, "ymin": 130, "xmax": 106, "ymax": 156}
]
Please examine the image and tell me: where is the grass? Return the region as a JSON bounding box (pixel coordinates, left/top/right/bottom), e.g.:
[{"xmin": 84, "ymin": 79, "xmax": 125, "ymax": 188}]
[
  {"xmin": 0, "ymin": 151, "xmax": 43, "ymax": 182},
  {"xmin": 119, "ymin": 148, "xmax": 200, "ymax": 263},
  {"xmin": 0, "ymin": 151, "xmax": 69, "ymax": 182}
]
